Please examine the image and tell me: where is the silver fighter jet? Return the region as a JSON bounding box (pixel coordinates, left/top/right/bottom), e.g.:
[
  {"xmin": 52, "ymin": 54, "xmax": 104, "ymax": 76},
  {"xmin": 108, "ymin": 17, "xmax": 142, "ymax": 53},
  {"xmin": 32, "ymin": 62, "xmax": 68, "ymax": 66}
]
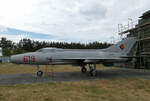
[{"xmin": 10, "ymin": 37, "xmax": 136, "ymax": 76}]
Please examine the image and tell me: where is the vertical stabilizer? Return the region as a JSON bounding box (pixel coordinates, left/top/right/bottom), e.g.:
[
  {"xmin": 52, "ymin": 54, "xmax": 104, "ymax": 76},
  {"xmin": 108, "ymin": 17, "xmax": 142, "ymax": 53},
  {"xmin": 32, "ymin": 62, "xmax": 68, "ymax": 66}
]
[{"xmin": 104, "ymin": 37, "xmax": 136, "ymax": 55}]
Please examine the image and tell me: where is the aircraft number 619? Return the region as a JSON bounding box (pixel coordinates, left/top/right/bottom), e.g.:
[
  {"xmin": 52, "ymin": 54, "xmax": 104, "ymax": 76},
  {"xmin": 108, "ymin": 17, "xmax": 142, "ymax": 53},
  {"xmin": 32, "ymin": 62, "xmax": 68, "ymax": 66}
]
[{"xmin": 24, "ymin": 56, "xmax": 35, "ymax": 63}]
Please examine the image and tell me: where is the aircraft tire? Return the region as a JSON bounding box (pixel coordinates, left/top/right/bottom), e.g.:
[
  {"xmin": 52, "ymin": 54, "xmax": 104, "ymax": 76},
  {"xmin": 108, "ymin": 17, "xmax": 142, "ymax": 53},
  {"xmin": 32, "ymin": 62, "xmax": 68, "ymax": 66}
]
[
  {"xmin": 89, "ymin": 69, "xmax": 94, "ymax": 76},
  {"xmin": 93, "ymin": 70, "xmax": 97, "ymax": 76},
  {"xmin": 89, "ymin": 69, "xmax": 97, "ymax": 76},
  {"xmin": 81, "ymin": 67, "xmax": 87, "ymax": 73},
  {"xmin": 37, "ymin": 71, "xmax": 43, "ymax": 77}
]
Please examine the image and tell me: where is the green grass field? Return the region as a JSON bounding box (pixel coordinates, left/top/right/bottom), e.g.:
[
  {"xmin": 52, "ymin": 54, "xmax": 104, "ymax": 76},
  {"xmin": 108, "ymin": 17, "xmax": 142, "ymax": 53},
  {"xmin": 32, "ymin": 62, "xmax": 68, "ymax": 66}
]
[
  {"xmin": 0, "ymin": 63, "xmax": 150, "ymax": 101},
  {"xmin": 0, "ymin": 63, "xmax": 115, "ymax": 74},
  {"xmin": 0, "ymin": 78, "xmax": 150, "ymax": 101}
]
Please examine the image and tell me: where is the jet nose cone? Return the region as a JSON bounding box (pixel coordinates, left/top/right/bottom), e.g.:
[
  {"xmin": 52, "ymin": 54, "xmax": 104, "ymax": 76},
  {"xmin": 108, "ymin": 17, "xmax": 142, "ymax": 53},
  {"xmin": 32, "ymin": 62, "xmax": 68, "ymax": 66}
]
[
  {"xmin": 10, "ymin": 55, "xmax": 16, "ymax": 63},
  {"xmin": 10, "ymin": 55, "xmax": 22, "ymax": 64}
]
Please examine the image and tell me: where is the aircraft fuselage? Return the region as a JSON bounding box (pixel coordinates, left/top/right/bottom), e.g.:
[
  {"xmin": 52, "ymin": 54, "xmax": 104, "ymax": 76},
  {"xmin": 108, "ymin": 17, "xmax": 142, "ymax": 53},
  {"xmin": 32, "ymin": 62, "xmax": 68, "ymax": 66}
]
[{"xmin": 11, "ymin": 50, "xmax": 127, "ymax": 65}]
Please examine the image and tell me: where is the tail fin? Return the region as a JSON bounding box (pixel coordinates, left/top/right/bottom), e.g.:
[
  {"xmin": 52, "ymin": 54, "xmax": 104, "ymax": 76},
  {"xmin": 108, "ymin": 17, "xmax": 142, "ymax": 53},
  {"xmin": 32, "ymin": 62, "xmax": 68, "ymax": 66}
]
[{"xmin": 104, "ymin": 37, "xmax": 136, "ymax": 55}]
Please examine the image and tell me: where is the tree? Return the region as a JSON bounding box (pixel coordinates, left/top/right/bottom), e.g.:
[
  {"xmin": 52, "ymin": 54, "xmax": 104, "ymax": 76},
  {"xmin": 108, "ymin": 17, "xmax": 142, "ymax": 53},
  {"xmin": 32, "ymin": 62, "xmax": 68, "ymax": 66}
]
[{"xmin": 0, "ymin": 37, "xmax": 112, "ymax": 56}]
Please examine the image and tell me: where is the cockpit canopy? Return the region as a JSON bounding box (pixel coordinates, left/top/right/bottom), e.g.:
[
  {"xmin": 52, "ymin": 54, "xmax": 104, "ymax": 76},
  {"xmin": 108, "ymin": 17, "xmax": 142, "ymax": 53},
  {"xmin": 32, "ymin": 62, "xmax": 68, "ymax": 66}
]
[{"xmin": 36, "ymin": 48, "xmax": 62, "ymax": 53}]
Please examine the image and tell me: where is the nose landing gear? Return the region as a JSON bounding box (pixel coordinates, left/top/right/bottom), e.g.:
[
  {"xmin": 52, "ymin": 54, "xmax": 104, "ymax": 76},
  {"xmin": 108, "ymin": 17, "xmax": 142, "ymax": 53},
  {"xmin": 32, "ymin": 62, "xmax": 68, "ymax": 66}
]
[
  {"xmin": 36, "ymin": 65, "xmax": 43, "ymax": 77},
  {"xmin": 37, "ymin": 70, "xmax": 43, "ymax": 77}
]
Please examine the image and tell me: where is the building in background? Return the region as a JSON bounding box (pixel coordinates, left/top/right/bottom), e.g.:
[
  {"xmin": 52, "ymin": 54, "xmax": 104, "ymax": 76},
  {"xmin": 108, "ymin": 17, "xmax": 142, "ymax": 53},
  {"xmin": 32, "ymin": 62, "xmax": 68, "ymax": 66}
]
[
  {"xmin": 2, "ymin": 57, "xmax": 10, "ymax": 63},
  {"xmin": 0, "ymin": 48, "xmax": 10, "ymax": 63},
  {"xmin": 119, "ymin": 10, "xmax": 150, "ymax": 69}
]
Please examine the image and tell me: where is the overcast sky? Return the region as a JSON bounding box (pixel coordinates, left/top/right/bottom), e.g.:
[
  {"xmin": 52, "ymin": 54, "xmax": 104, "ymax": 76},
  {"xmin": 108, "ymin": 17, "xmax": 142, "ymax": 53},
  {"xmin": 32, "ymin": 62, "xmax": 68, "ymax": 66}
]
[{"xmin": 0, "ymin": 0, "xmax": 150, "ymax": 43}]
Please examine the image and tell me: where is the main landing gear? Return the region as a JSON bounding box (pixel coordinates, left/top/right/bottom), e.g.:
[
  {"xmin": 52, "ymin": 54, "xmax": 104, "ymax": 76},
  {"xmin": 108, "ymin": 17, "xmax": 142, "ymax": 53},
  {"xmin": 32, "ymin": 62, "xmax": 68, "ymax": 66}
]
[
  {"xmin": 36, "ymin": 65, "xmax": 43, "ymax": 77},
  {"xmin": 81, "ymin": 63, "xmax": 97, "ymax": 76},
  {"xmin": 81, "ymin": 66, "xmax": 87, "ymax": 73},
  {"xmin": 89, "ymin": 64, "xmax": 97, "ymax": 76}
]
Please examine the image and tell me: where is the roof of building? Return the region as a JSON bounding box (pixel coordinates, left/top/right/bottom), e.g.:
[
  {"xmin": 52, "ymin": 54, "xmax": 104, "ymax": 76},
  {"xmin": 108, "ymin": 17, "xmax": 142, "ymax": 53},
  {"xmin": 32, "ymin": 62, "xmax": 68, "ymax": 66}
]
[{"xmin": 140, "ymin": 10, "xmax": 150, "ymax": 18}]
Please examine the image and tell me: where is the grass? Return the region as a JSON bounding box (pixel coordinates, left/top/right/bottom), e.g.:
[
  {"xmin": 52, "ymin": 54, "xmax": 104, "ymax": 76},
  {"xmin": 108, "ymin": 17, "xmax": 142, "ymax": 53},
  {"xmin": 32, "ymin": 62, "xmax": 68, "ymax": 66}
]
[
  {"xmin": 0, "ymin": 63, "xmax": 80, "ymax": 74},
  {"xmin": 0, "ymin": 63, "xmax": 150, "ymax": 101},
  {"xmin": 0, "ymin": 63, "xmax": 115, "ymax": 74},
  {"xmin": 0, "ymin": 78, "xmax": 150, "ymax": 101}
]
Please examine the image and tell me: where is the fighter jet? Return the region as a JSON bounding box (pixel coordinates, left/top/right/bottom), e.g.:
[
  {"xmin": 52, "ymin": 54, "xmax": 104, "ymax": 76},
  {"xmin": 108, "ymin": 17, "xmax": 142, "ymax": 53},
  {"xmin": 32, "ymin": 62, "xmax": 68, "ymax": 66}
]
[{"xmin": 10, "ymin": 37, "xmax": 136, "ymax": 76}]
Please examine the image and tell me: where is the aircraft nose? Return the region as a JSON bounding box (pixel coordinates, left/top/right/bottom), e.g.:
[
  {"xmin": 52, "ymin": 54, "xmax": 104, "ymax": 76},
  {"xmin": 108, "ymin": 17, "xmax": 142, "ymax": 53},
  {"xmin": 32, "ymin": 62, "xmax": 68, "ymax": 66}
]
[
  {"xmin": 10, "ymin": 55, "xmax": 17, "ymax": 63},
  {"xmin": 10, "ymin": 55, "xmax": 22, "ymax": 64}
]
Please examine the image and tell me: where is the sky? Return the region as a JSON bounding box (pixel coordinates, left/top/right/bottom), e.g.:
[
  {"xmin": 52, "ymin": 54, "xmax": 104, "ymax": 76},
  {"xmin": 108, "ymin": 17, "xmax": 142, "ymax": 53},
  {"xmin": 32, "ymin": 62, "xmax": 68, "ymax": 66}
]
[{"xmin": 0, "ymin": 0, "xmax": 150, "ymax": 43}]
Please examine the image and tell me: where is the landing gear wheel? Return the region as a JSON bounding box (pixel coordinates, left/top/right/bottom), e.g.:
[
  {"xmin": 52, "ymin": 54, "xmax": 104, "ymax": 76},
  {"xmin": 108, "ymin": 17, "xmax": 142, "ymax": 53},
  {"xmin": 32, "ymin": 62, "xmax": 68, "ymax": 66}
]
[
  {"xmin": 81, "ymin": 67, "xmax": 87, "ymax": 73},
  {"xmin": 37, "ymin": 71, "xmax": 43, "ymax": 77},
  {"xmin": 89, "ymin": 69, "xmax": 97, "ymax": 76},
  {"xmin": 92, "ymin": 70, "xmax": 97, "ymax": 76},
  {"xmin": 89, "ymin": 69, "xmax": 94, "ymax": 76}
]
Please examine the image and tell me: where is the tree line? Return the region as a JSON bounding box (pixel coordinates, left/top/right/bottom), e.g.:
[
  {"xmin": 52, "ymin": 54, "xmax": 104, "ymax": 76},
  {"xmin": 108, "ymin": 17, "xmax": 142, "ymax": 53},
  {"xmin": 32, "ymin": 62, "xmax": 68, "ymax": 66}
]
[{"xmin": 0, "ymin": 37, "xmax": 112, "ymax": 56}]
